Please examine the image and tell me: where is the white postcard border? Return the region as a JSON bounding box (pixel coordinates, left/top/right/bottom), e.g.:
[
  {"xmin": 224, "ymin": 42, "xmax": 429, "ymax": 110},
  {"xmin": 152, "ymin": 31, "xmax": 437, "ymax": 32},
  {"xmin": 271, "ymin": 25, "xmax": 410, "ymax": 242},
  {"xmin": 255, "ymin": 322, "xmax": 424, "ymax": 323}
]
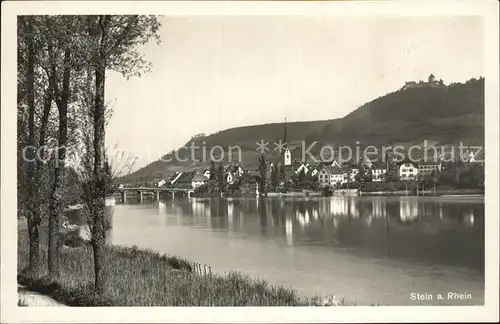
[{"xmin": 1, "ymin": 1, "xmax": 498, "ymax": 323}]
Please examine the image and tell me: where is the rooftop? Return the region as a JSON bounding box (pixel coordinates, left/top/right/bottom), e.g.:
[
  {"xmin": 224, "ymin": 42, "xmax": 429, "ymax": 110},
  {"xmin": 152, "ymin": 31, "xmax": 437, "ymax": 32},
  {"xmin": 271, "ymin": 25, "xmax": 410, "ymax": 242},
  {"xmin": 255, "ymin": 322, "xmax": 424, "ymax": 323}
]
[
  {"xmin": 192, "ymin": 173, "xmax": 208, "ymax": 182},
  {"xmin": 323, "ymin": 166, "xmax": 345, "ymax": 174}
]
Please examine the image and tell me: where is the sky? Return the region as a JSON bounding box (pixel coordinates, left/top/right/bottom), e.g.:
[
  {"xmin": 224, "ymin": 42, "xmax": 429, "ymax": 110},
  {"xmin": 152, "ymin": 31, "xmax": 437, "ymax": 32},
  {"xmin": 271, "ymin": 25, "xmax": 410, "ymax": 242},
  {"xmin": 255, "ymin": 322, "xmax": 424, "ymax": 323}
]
[{"xmin": 105, "ymin": 15, "xmax": 483, "ymax": 170}]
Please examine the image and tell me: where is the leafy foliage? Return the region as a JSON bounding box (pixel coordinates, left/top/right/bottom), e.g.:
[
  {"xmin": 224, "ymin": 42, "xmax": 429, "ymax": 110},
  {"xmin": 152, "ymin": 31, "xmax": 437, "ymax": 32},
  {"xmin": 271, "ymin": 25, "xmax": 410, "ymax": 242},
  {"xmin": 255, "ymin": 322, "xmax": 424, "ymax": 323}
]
[{"xmin": 17, "ymin": 14, "xmax": 161, "ymax": 290}]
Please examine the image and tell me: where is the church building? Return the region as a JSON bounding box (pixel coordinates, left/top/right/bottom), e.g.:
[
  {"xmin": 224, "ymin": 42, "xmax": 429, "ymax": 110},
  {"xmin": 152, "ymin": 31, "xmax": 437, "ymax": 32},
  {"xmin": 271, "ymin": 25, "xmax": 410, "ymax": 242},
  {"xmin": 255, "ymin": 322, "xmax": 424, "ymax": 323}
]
[{"xmin": 280, "ymin": 118, "xmax": 295, "ymax": 182}]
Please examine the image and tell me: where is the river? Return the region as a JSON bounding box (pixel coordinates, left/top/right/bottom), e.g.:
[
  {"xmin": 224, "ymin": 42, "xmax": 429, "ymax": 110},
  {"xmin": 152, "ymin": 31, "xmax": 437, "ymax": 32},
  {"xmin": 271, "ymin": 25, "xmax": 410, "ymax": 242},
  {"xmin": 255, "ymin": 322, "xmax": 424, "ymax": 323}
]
[{"xmin": 105, "ymin": 196, "xmax": 484, "ymax": 306}]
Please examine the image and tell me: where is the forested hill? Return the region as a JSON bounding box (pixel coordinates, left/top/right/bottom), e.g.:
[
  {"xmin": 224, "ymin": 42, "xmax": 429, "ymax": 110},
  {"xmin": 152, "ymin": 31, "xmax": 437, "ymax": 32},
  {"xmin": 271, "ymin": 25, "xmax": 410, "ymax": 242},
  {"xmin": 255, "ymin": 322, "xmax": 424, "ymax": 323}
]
[
  {"xmin": 121, "ymin": 77, "xmax": 484, "ymax": 183},
  {"xmin": 317, "ymin": 77, "xmax": 484, "ymax": 145}
]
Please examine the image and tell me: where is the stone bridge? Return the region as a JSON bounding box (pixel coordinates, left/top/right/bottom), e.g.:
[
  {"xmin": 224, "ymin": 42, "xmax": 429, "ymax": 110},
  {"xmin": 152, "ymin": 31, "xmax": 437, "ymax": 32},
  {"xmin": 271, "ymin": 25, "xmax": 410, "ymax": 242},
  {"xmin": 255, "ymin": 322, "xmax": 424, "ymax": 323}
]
[{"xmin": 116, "ymin": 187, "xmax": 195, "ymax": 202}]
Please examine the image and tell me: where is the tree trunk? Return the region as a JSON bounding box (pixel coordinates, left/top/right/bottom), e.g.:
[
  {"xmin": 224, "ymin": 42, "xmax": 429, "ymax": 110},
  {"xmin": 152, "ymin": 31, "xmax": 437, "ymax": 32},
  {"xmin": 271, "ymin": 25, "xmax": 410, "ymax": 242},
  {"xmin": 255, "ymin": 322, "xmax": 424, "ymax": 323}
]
[
  {"xmin": 91, "ymin": 204, "xmax": 106, "ymax": 293},
  {"xmin": 31, "ymin": 76, "xmax": 54, "ymax": 277},
  {"xmin": 48, "ymin": 49, "xmax": 70, "ymax": 277},
  {"xmin": 91, "ymin": 15, "xmax": 110, "ymax": 293},
  {"xmin": 27, "ymin": 212, "xmax": 40, "ymax": 277},
  {"xmin": 92, "ymin": 61, "xmax": 107, "ymax": 293},
  {"xmin": 25, "ymin": 17, "xmax": 41, "ymax": 277}
]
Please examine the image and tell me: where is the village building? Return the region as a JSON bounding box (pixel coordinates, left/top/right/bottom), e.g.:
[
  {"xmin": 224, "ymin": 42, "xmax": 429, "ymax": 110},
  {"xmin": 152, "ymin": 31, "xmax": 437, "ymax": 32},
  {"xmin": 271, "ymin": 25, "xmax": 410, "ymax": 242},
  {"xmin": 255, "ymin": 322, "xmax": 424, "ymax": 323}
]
[
  {"xmin": 348, "ymin": 167, "xmax": 361, "ymax": 182},
  {"xmin": 360, "ymin": 157, "xmax": 373, "ymax": 169},
  {"xmin": 191, "ymin": 173, "xmax": 208, "ymax": 188},
  {"xmin": 311, "ymin": 162, "xmax": 327, "ymax": 177},
  {"xmin": 398, "ymin": 161, "xmax": 419, "ymax": 180},
  {"xmin": 317, "ymin": 166, "xmax": 348, "ymax": 187},
  {"xmin": 229, "ymin": 164, "xmax": 244, "ymax": 177},
  {"xmin": 402, "ymin": 81, "xmax": 418, "ymax": 90},
  {"xmin": 152, "ymin": 178, "xmax": 165, "ymax": 187},
  {"xmin": 401, "ymin": 74, "xmax": 442, "ymax": 90},
  {"xmin": 461, "ymin": 147, "xmax": 483, "ymax": 163},
  {"xmin": 468, "ymin": 151, "xmax": 476, "ymax": 163},
  {"xmin": 317, "ymin": 167, "xmax": 330, "ymax": 187},
  {"xmin": 279, "ymin": 119, "xmax": 296, "ymax": 182},
  {"xmin": 330, "ymin": 160, "xmax": 341, "ymax": 168},
  {"xmin": 416, "ymin": 160, "xmax": 442, "ymax": 175},
  {"xmin": 202, "ymin": 168, "xmax": 211, "ymax": 179},
  {"xmin": 172, "ymin": 171, "xmax": 196, "ymax": 188},
  {"xmin": 169, "ymin": 171, "xmax": 208, "ymax": 189},
  {"xmin": 226, "ymin": 171, "xmax": 234, "ymax": 185},
  {"xmin": 371, "ymin": 163, "xmax": 387, "ymax": 182},
  {"xmin": 224, "ymin": 163, "xmax": 244, "ymax": 185},
  {"xmin": 240, "ymin": 171, "xmax": 259, "ymax": 194},
  {"xmin": 168, "ymin": 172, "xmax": 183, "ymax": 186},
  {"xmin": 294, "ymin": 162, "xmax": 309, "ymax": 176}
]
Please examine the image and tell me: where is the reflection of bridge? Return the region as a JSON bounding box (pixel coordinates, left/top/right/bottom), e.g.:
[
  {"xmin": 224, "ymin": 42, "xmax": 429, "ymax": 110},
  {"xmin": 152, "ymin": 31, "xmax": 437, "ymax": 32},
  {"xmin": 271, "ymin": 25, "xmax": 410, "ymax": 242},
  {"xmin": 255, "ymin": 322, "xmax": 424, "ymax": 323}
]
[{"xmin": 117, "ymin": 187, "xmax": 195, "ymax": 202}]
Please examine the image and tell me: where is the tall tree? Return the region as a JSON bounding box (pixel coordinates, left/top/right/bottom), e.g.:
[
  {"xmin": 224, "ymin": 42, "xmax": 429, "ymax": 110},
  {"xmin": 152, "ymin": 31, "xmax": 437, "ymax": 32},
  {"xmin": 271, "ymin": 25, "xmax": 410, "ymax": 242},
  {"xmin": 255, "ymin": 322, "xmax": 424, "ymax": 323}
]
[
  {"xmin": 18, "ymin": 16, "xmax": 55, "ymax": 277},
  {"xmin": 41, "ymin": 15, "xmax": 77, "ymax": 277},
  {"xmin": 217, "ymin": 163, "xmax": 225, "ymax": 192},
  {"xmin": 258, "ymin": 154, "xmax": 266, "ymax": 196},
  {"xmin": 80, "ymin": 15, "xmax": 161, "ymax": 293},
  {"xmin": 22, "ymin": 16, "xmax": 40, "ymax": 276},
  {"xmin": 278, "ymin": 163, "xmax": 285, "ymax": 183},
  {"xmin": 209, "ymin": 161, "xmax": 217, "ymax": 181},
  {"xmin": 270, "ymin": 163, "xmax": 278, "ymax": 188},
  {"xmin": 298, "ymin": 168, "xmax": 306, "ymax": 184}
]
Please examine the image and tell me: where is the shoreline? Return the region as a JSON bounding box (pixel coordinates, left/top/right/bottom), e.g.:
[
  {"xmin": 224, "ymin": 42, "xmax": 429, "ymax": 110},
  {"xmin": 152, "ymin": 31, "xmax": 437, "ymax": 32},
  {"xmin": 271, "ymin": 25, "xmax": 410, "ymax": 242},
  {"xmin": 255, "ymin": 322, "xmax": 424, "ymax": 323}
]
[
  {"xmin": 191, "ymin": 190, "xmax": 484, "ymax": 199},
  {"xmin": 17, "ymin": 221, "xmax": 351, "ymax": 306},
  {"xmin": 18, "ymin": 284, "xmax": 67, "ymax": 307}
]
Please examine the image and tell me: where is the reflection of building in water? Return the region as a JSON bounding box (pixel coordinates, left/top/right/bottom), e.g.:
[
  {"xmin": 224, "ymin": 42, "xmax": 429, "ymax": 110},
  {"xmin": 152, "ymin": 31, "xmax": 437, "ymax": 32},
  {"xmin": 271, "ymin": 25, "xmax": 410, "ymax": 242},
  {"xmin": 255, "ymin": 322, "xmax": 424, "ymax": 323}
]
[
  {"xmin": 365, "ymin": 214, "xmax": 373, "ymax": 226},
  {"xmin": 239, "ymin": 206, "xmax": 245, "ymax": 229},
  {"xmin": 399, "ymin": 198, "xmax": 419, "ymax": 222},
  {"xmin": 173, "ymin": 204, "xmax": 184, "ymax": 223},
  {"xmin": 227, "ymin": 202, "xmax": 234, "ymax": 228},
  {"xmin": 332, "ymin": 217, "xmax": 339, "ymax": 230},
  {"xmin": 329, "ymin": 197, "xmax": 349, "ymax": 216},
  {"xmin": 259, "ymin": 202, "xmax": 270, "ymax": 231},
  {"xmin": 159, "ymin": 201, "xmax": 166, "ymax": 212},
  {"xmin": 295, "ymin": 207, "xmax": 310, "ymax": 227},
  {"xmin": 464, "ymin": 208, "xmax": 475, "ymax": 226},
  {"xmin": 319, "ymin": 199, "xmax": 330, "ymax": 216},
  {"xmin": 158, "ymin": 201, "xmax": 167, "ymax": 225},
  {"xmin": 371, "ymin": 199, "xmax": 387, "ymax": 218},
  {"xmin": 191, "ymin": 199, "xmax": 211, "ymax": 218},
  {"xmin": 312, "ymin": 208, "xmax": 319, "ymax": 220},
  {"xmin": 349, "ymin": 199, "xmax": 359, "ymax": 218},
  {"xmin": 285, "ymin": 215, "xmax": 294, "ymax": 246}
]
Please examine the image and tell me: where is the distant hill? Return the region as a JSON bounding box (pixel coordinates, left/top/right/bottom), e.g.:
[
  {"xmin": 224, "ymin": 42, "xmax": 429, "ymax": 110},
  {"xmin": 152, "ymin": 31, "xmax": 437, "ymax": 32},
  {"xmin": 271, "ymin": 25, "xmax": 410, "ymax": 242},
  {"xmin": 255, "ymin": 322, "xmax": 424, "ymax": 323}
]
[
  {"xmin": 318, "ymin": 78, "xmax": 484, "ymax": 146},
  {"xmin": 119, "ymin": 120, "xmax": 331, "ymax": 182},
  {"xmin": 120, "ymin": 77, "xmax": 484, "ymax": 183}
]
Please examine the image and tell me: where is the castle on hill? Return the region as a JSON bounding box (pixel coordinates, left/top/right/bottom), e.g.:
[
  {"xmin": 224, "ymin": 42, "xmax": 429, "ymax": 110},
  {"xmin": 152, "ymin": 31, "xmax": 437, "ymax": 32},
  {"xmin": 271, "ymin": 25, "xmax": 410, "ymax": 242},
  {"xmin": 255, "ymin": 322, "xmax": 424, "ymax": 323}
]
[{"xmin": 402, "ymin": 73, "xmax": 445, "ymax": 90}]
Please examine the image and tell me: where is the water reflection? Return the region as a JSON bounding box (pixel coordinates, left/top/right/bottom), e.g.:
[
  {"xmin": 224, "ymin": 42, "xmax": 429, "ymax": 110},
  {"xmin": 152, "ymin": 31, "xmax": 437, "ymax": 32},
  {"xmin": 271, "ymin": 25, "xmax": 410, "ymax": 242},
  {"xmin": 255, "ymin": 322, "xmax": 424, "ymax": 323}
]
[
  {"xmin": 399, "ymin": 198, "xmax": 419, "ymax": 223},
  {"xmin": 157, "ymin": 196, "xmax": 483, "ymax": 272}
]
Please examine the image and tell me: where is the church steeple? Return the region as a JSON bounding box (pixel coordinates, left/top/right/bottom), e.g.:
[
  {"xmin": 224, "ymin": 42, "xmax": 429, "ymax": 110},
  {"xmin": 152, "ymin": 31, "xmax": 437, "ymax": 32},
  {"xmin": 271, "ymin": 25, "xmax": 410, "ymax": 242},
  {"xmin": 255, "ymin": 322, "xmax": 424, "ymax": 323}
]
[
  {"xmin": 283, "ymin": 117, "xmax": 287, "ymax": 146},
  {"xmin": 283, "ymin": 117, "xmax": 291, "ymax": 166}
]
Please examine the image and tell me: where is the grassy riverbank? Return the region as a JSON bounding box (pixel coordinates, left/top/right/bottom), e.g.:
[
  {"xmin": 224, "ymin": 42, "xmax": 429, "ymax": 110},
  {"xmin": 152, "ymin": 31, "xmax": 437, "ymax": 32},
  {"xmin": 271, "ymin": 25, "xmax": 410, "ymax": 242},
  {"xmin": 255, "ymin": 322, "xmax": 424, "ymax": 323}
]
[{"xmin": 17, "ymin": 220, "xmax": 347, "ymax": 306}]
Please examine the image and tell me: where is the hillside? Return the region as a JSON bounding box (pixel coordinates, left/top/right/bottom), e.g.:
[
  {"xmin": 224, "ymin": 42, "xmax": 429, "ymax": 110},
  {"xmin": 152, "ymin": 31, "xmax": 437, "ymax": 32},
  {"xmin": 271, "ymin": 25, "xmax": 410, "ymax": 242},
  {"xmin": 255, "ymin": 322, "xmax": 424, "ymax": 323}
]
[
  {"xmin": 318, "ymin": 78, "xmax": 484, "ymax": 146},
  {"xmin": 120, "ymin": 121, "xmax": 331, "ymax": 182},
  {"xmin": 121, "ymin": 77, "xmax": 484, "ymax": 183}
]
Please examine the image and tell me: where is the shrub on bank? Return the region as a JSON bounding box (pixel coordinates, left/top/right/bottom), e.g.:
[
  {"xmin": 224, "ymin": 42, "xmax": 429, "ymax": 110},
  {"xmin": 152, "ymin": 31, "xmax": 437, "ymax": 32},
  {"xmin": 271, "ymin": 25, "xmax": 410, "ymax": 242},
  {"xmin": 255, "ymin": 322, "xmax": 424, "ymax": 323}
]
[{"xmin": 18, "ymin": 226, "xmax": 349, "ymax": 306}]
